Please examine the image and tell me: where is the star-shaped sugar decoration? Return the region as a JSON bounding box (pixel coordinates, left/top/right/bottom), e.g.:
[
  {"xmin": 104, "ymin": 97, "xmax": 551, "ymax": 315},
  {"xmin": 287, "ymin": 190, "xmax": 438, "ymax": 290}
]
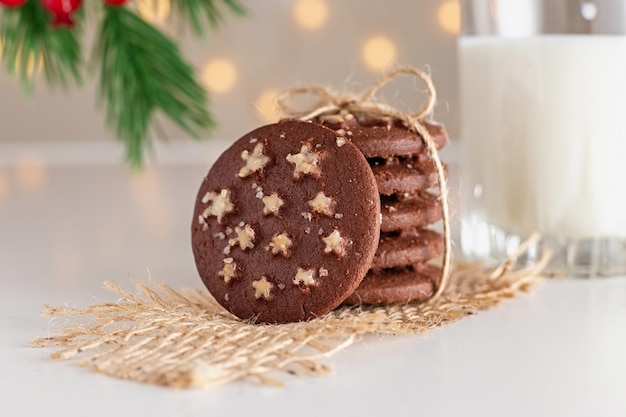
[
  {"xmin": 268, "ymin": 232, "xmax": 293, "ymax": 257},
  {"xmin": 286, "ymin": 144, "xmax": 321, "ymax": 179},
  {"xmin": 308, "ymin": 191, "xmax": 336, "ymax": 217},
  {"xmin": 322, "ymin": 229, "xmax": 346, "ymax": 258},
  {"xmin": 201, "ymin": 189, "xmax": 234, "ymax": 224},
  {"xmin": 218, "ymin": 258, "xmax": 237, "ymax": 284},
  {"xmin": 262, "ymin": 192, "xmax": 284, "ymax": 216},
  {"xmin": 252, "ymin": 276, "xmax": 274, "ymax": 300},
  {"xmin": 239, "ymin": 143, "xmax": 270, "ymax": 178},
  {"xmin": 292, "ymin": 267, "xmax": 316, "ymax": 287},
  {"xmin": 228, "ymin": 223, "xmax": 255, "ymax": 251}
]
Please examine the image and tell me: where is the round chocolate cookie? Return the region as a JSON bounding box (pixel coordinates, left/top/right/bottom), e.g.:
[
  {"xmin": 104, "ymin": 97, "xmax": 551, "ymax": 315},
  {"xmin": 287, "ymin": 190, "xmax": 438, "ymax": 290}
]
[
  {"xmin": 372, "ymin": 228, "xmax": 443, "ymax": 270},
  {"xmin": 371, "ymin": 159, "xmax": 443, "ymax": 196},
  {"xmin": 191, "ymin": 120, "xmax": 381, "ymax": 324},
  {"xmin": 343, "ymin": 264, "xmax": 441, "ymax": 305},
  {"xmin": 316, "ymin": 114, "xmax": 448, "ymax": 158},
  {"xmin": 380, "ymin": 193, "xmax": 442, "ymax": 232}
]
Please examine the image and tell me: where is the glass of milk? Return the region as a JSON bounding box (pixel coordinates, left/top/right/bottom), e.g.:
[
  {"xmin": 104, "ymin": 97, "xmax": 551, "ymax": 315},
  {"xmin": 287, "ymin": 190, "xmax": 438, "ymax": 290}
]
[{"xmin": 459, "ymin": 0, "xmax": 626, "ymax": 276}]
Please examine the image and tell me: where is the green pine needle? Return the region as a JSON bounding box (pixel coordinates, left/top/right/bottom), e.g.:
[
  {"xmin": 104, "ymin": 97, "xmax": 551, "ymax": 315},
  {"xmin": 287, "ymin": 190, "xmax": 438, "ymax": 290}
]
[
  {"xmin": 170, "ymin": 0, "xmax": 247, "ymax": 37},
  {"xmin": 0, "ymin": 0, "xmax": 81, "ymax": 90},
  {"xmin": 97, "ymin": 6, "xmax": 215, "ymax": 167}
]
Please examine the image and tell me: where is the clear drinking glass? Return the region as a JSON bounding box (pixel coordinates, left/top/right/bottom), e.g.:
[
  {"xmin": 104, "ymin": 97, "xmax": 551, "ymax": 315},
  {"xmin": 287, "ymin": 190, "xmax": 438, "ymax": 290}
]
[{"xmin": 459, "ymin": 0, "xmax": 626, "ymax": 276}]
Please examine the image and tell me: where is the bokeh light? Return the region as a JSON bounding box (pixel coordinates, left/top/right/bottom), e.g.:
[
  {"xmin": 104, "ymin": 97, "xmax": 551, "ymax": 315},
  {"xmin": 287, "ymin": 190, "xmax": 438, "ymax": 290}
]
[
  {"xmin": 129, "ymin": 169, "xmax": 172, "ymax": 239},
  {"xmin": 137, "ymin": 0, "xmax": 171, "ymax": 25},
  {"xmin": 202, "ymin": 58, "xmax": 238, "ymax": 94},
  {"xmin": 362, "ymin": 36, "xmax": 397, "ymax": 72},
  {"xmin": 437, "ymin": 0, "xmax": 460, "ymax": 35},
  {"xmin": 15, "ymin": 153, "xmax": 47, "ymax": 192},
  {"xmin": 293, "ymin": 0, "xmax": 329, "ymax": 30},
  {"xmin": 10, "ymin": 47, "xmax": 44, "ymax": 78},
  {"xmin": 0, "ymin": 170, "xmax": 8, "ymax": 203},
  {"xmin": 255, "ymin": 89, "xmax": 281, "ymax": 123}
]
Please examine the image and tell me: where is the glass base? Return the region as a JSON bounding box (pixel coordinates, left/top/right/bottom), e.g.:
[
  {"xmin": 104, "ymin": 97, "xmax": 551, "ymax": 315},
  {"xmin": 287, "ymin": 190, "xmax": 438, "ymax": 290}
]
[{"xmin": 461, "ymin": 216, "xmax": 626, "ymax": 277}]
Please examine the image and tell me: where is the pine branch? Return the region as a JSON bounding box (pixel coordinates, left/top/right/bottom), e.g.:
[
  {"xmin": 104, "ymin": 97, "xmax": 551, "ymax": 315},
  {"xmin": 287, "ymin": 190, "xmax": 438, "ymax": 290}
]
[
  {"xmin": 97, "ymin": 5, "xmax": 215, "ymax": 167},
  {"xmin": 170, "ymin": 0, "xmax": 246, "ymax": 37},
  {"xmin": 0, "ymin": 1, "xmax": 81, "ymax": 90}
]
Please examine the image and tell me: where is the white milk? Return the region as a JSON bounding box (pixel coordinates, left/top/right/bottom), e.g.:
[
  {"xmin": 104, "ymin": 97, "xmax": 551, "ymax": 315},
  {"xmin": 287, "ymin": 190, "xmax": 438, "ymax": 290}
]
[{"xmin": 460, "ymin": 36, "xmax": 626, "ymax": 241}]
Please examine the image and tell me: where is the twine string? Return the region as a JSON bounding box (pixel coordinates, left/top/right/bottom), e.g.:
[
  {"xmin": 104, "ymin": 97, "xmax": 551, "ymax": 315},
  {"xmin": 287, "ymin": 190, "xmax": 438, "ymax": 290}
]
[{"xmin": 276, "ymin": 67, "xmax": 450, "ymax": 300}]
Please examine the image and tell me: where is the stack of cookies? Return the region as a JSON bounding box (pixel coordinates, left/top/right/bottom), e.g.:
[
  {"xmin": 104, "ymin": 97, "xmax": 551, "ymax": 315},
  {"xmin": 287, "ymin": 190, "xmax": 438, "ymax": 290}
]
[
  {"xmin": 191, "ymin": 119, "xmax": 448, "ymax": 324},
  {"xmin": 314, "ymin": 113, "xmax": 448, "ymax": 305}
]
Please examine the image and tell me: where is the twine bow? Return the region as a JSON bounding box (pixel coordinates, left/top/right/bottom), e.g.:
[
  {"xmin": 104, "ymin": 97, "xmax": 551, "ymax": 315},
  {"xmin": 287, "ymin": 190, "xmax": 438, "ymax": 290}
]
[{"xmin": 276, "ymin": 67, "xmax": 451, "ymax": 301}]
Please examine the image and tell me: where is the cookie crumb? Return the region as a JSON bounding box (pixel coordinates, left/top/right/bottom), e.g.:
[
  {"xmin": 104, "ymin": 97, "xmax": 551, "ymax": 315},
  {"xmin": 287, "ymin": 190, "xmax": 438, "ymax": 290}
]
[
  {"xmin": 255, "ymin": 190, "xmax": 264, "ymax": 199},
  {"xmin": 277, "ymin": 283, "xmax": 286, "ymax": 290},
  {"xmin": 252, "ymin": 277, "xmax": 274, "ymax": 300},
  {"xmin": 336, "ymin": 137, "xmax": 346, "ymax": 147},
  {"xmin": 223, "ymin": 246, "xmax": 231, "ymax": 255},
  {"xmin": 304, "ymin": 227, "xmax": 311, "ymax": 234},
  {"xmin": 214, "ymin": 232, "xmax": 226, "ymax": 240},
  {"xmin": 239, "ymin": 143, "xmax": 270, "ymax": 178},
  {"xmin": 319, "ymin": 267, "xmax": 329, "ymax": 277},
  {"xmin": 336, "ymin": 128, "xmax": 346, "ymax": 135},
  {"xmin": 249, "ymin": 138, "xmax": 258, "ymax": 144},
  {"xmin": 301, "ymin": 212, "xmax": 312, "ymax": 222},
  {"xmin": 334, "ymin": 213, "xmax": 343, "ymax": 219}
]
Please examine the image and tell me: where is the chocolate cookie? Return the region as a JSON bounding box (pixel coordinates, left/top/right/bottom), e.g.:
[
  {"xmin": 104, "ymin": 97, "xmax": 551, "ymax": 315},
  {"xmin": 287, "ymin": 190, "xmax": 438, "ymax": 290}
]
[
  {"xmin": 372, "ymin": 159, "xmax": 442, "ymax": 195},
  {"xmin": 191, "ymin": 120, "xmax": 381, "ymax": 324},
  {"xmin": 316, "ymin": 114, "xmax": 448, "ymax": 158},
  {"xmin": 380, "ymin": 193, "xmax": 442, "ymax": 232},
  {"xmin": 372, "ymin": 228, "xmax": 443, "ymax": 270},
  {"xmin": 343, "ymin": 264, "xmax": 441, "ymax": 305}
]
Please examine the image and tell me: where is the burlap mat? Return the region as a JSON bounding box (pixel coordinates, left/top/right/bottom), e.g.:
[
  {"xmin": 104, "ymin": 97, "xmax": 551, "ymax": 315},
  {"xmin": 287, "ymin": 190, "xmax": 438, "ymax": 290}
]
[{"xmin": 32, "ymin": 245, "xmax": 549, "ymax": 389}]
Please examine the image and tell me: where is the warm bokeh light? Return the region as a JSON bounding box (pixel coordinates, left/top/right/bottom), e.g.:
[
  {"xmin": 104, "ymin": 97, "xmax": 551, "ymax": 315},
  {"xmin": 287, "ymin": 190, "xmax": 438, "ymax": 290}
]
[
  {"xmin": 137, "ymin": 0, "xmax": 171, "ymax": 25},
  {"xmin": 255, "ymin": 89, "xmax": 281, "ymax": 123},
  {"xmin": 15, "ymin": 153, "xmax": 47, "ymax": 192},
  {"xmin": 129, "ymin": 168, "xmax": 160, "ymax": 205},
  {"xmin": 10, "ymin": 47, "xmax": 44, "ymax": 78},
  {"xmin": 0, "ymin": 170, "xmax": 8, "ymax": 203},
  {"xmin": 362, "ymin": 36, "xmax": 397, "ymax": 72},
  {"xmin": 293, "ymin": 0, "xmax": 329, "ymax": 30},
  {"xmin": 129, "ymin": 169, "xmax": 172, "ymax": 239},
  {"xmin": 437, "ymin": 0, "xmax": 460, "ymax": 35},
  {"xmin": 202, "ymin": 58, "xmax": 238, "ymax": 94}
]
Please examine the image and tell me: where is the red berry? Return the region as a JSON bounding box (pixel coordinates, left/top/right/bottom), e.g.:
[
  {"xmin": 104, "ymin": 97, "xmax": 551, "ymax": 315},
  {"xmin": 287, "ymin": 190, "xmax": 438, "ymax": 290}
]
[
  {"xmin": 41, "ymin": 0, "xmax": 82, "ymax": 27},
  {"xmin": 0, "ymin": 0, "xmax": 27, "ymax": 7}
]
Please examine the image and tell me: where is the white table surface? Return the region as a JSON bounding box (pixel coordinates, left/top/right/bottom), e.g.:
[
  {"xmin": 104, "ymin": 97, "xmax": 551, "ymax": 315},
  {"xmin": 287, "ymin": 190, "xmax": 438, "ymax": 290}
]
[{"xmin": 1, "ymin": 145, "xmax": 626, "ymax": 417}]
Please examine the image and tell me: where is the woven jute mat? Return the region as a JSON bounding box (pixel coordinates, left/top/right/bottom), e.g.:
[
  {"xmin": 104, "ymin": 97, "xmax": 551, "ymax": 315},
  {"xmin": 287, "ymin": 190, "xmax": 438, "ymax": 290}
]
[{"xmin": 32, "ymin": 243, "xmax": 549, "ymax": 389}]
